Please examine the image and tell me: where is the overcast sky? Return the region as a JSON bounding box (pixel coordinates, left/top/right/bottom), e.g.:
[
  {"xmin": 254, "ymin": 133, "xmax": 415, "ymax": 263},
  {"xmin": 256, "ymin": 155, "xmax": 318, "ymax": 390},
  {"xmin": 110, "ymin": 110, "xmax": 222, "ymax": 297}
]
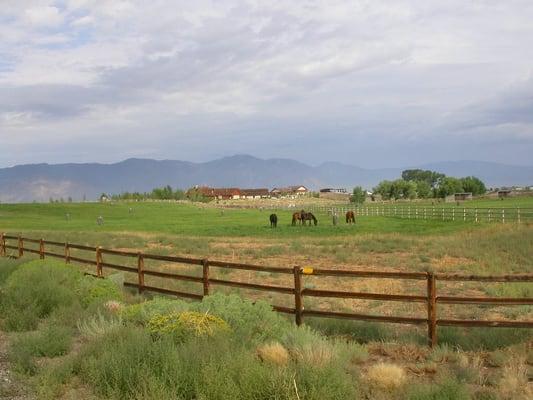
[{"xmin": 1, "ymin": 1, "xmax": 533, "ymax": 168}]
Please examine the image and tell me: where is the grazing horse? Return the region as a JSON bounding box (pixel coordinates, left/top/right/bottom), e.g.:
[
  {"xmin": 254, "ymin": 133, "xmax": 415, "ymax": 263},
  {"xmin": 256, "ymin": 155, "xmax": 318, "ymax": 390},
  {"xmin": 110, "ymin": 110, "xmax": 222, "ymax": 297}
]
[
  {"xmin": 292, "ymin": 212, "xmax": 302, "ymax": 226},
  {"xmin": 346, "ymin": 211, "xmax": 355, "ymax": 224},
  {"xmin": 269, "ymin": 213, "xmax": 278, "ymax": 228},
  {"xmin": 301, "ymin": 212, "xmax": 318, "ymax": 226}
]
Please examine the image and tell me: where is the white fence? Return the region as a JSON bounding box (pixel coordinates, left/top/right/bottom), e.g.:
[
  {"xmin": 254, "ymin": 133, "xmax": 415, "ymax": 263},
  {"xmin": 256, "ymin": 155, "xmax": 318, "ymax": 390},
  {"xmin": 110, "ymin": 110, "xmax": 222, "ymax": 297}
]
[{"xmin": 307, "ymin": 205, "xmax": 532, "ymax": 223}]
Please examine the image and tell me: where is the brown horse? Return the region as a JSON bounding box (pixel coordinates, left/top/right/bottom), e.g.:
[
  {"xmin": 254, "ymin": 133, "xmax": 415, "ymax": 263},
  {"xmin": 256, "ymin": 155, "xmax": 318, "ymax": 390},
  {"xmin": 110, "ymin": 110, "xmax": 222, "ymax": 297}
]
[
  {"xmin": 301, "ymin": 211, "xmax": 318, "ymax": 226},
  {"xmin": 292, "ymin": 212, "xmax": 302, "ymax": 226},
  {"xmin": 346, "ymin": 211, "xmax": 355, "ymax": 224}
]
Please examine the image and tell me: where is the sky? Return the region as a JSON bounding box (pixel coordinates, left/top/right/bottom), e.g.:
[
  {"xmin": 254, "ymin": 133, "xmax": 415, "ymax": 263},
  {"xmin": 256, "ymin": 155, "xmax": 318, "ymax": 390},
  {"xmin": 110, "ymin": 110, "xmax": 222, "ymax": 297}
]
[{"xmin": 1, "ymin": 0, "xmax": 533, "ymax": 168}]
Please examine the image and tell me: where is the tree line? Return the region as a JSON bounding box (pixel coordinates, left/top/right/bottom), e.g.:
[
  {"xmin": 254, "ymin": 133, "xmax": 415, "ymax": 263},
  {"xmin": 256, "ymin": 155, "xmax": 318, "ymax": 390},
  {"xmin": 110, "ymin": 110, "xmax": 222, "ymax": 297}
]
[
  {"xmin": 109, "ymin": 186, "xmax": 208, "ymax": 202},
  {"xmin": 351, "ymin": 169, "xmax": 486, "ymax": 203}
]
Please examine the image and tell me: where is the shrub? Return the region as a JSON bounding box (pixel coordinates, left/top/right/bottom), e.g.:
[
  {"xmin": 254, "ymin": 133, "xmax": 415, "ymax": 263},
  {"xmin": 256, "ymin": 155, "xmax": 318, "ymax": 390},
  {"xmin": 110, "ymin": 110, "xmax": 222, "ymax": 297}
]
[
  {"xmin": 9, "ymin": 325, "xmax": 73, "ymax": 374},
  {"xmin": 147, "ymin": 311, "xmax": 230, "ymax": 342},
  {"xmin": 195, "ymin": 293, "xmax": 290, "ymax": 343},
  {"xmin": 76, "ymin": 274, "xmax": 122, "ymax": 307},
  {"xmin": 407, "ymin": 377, "xmax": 471, "ymax": 400},
  {"xmin": 77, "ymin": 312, "xmax": 123, "ymax": 338},
  {"xmin": 121, "ymin": 297, "xmax": 191, "ymax": 325},
  {"xmin": 365, "ymin": 362, "xmax": 407, "ymax": 390},
  {"xmin": 256, "ymin": 342, "xmax": 290, "ymax": 366},
  {"xmin": 0, "ymin": 257, "xmax": 26, "ymax": 285},
  {"xmin": 1, "ymin": 260, "xmax": 82, "ymax": 331}
]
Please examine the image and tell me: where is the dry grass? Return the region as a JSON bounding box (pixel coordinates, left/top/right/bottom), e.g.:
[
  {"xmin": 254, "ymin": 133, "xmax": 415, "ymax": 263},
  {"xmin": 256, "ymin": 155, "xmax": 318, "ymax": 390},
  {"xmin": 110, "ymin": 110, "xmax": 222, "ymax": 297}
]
[
  {"xmin": 498, "ymin": 354, "xmax": 533, "ymax": 400},
  {"xmin": 364, "ymin": 362, "xmax": 407, "ymax": 390},
  {"xmin": 256, "ymin": 342, "xmax": 289, "ymax": 366}
]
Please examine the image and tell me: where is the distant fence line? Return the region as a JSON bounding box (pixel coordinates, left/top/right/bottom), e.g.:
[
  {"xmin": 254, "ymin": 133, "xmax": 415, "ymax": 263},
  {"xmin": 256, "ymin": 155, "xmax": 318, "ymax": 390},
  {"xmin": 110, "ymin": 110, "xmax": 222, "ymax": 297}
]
[
  {"xmin": 1, "ymin": 232, "xmax": 532, "ymax": 347},
  {"xmin": 305, "ymin": 205, "xmax": 533, "ymax": 224}
]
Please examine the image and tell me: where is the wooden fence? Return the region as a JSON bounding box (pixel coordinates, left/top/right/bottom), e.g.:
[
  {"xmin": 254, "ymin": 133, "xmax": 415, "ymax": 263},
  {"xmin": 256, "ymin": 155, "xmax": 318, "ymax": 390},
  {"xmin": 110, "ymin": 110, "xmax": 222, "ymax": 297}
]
[
  {"xmin": 308, "ymin": 205, "xmax": 533, "ymax": 223},
  {"xmin": 1, "ymin": 233, "xmax": 532, "ymax": 347}
]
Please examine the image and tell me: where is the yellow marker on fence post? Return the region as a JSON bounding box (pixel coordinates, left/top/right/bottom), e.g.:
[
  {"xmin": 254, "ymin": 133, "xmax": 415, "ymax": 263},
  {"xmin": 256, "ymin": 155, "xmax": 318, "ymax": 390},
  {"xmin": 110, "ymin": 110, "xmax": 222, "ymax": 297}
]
[{"xmin": 301, "ymin": 267, "xmax": 314, "ymax": 275}]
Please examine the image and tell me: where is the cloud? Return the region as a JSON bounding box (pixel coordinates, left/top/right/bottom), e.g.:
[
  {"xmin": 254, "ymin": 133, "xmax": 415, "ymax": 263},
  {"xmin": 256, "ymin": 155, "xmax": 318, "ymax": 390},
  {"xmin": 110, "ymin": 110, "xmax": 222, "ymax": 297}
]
[{"xmin": 0, "ymin": 1, "xmax": 532, "ymax": 168}]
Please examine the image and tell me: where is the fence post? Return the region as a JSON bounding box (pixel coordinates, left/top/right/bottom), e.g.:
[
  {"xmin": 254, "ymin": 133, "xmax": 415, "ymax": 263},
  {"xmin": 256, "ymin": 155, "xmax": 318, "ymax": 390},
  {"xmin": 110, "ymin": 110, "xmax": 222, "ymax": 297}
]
[
  {"xmin": 137, "ymin": 252, "xmax": 145, "ymax": 293},
  {"xmin": 517, "ymin": 208, "xmax": 520, "ymax": 224},
  {"xmin": 475, "ymin": 208, "xmax": 478, "ymax": 223},
  {"xmin": 18, "ymin": 236, "xmax": 24, "ymax": 258},
  {"xmin": 463, "ymin": 208, "xmax": 466, "ymax": 222},
  {"xmin": 442, "ymin": 208, "xmax": 444, "ymax": 221},
  {"xmin": 39, "ymin": 238, "xmax": 45, "ymax": 259},
  {"xmin": 96, "ymin": 246, "xmax": 103, "ymax": 277},
  {"xmin": 293, "ymin": 266, "xmax": 303, "ymax": 326},
  {"xmin": 488, "ymin": 209, "xmax": 491, "ymax": 222},
  {"xmin": 65, "ymin": 242, "xmax": 70, "ymax": 264},
  {"xmin": 1, "ymin": 233, "xmax": 5, "ymax": 257},
  {"xmin": 502, "ymin": 209, "xmax": 505, "ymax": 224},
  {"xmin": 202, "ymin": 258, "xmax": 210, "ymax": 297},
  {"xmin": 427, "ymin": 272, "xmax": 437, "ymax": 347},
  {"xmin": 452, "ymin": 208, "xmax": 455, "ymax": 221}
]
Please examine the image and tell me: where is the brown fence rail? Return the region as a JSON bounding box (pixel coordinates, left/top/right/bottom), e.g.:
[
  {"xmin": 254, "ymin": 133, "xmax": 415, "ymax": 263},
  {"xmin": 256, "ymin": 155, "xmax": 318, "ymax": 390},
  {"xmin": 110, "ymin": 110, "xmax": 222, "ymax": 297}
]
[
  {"xmin": 308, "ymin": 205, "xmax": 533, "ymax": 224},
  {"xmin": 1, "ymin": 232, "xmax": 532, "ymax": 347}
]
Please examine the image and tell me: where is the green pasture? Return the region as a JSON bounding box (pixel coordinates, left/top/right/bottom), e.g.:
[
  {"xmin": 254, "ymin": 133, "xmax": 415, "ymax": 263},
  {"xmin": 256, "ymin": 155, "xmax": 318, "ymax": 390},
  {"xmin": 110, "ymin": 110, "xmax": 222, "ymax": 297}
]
[{"xmin": 0, "ymin": 201, "xmax": 487, "ymax": 238}]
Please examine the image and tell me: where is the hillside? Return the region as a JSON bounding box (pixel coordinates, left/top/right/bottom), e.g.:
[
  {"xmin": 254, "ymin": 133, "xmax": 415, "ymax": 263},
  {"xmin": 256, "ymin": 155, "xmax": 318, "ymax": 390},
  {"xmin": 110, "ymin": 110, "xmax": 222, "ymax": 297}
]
[{"xmin": 0, "ymin": 155, "xmax": 532, "ymax": 202}]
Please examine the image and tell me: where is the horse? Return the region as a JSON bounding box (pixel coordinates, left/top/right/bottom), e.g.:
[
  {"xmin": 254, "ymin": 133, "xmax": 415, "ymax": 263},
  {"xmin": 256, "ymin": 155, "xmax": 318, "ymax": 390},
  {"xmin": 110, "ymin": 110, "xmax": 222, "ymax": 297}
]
[
  {"xmin": 346, "ymin": 211, "xmax": 355, "ymax": 224},
  {"xmin": 269, "ymin": 213, "xmax": 278, "ymax": 228},
  {"xmin": 301, "ymin": 212, "xmax": 318, "ymax": 226},
  {"xmin": 292, "ymin": 212, "xmax": 302, "ymax": 226}
]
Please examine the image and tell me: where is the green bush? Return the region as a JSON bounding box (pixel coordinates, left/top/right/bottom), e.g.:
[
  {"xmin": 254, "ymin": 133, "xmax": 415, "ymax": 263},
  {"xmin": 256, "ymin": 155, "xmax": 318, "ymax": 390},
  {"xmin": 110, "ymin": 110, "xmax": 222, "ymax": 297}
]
[
  {"xmin": 121, "ymin": 297, "xmax": 191, "ymax": 325},
  {"xmin": 194, "ymin": 293, "xmax": 290, "ymax": 343},
  {"xmin": 147, "ymin": 311, "xmax": 230, "ymax": 342},
  {"xmin": 0, "ymin": 257, "xmax": 26, "ymax": 285},
  {"xmin": 9, "ymin": 325, "xmax": 73, "ymax": 375},
  {"xmin": 407, "ymin": 378, "xmax": 471, "ymax": 400},
  {"xmin": 76, "ymin": 274, "xmax": 123, "ymax": 307},
  {"xmin": 1, "ymin": 260, "xmax": 82, "ymax": 331}
]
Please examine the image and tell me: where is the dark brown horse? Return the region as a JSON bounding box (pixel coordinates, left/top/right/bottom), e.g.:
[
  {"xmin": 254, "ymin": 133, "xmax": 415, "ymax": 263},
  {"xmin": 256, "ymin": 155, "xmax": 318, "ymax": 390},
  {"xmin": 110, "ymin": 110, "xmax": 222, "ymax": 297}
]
[
  {"xmin": 269, "ymin": 213, "xmax": 278, "ymax": 228},
  {"xmin": 346, "ymin": 211, "xmax": 355, "ymax": 224},
  {"xmin": 301, "ymin": 211, "xmax": 318, "ymax": 226}
]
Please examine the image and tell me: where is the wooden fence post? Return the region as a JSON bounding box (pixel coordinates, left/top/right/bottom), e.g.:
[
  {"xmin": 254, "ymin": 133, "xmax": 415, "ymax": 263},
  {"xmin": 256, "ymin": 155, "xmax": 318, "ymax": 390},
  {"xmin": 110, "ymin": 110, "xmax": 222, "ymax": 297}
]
[
  {"xmin": 452, "ymin": 208, "xmax": 455, "ymax": 221},
  {"xmin": 427, "ymin": 272, "xmax": 437, "ymax": 347},
  {"xmin": 39, "ymin": 238, "xmax": 45, "ymax": 259},
  {"xmin": 65, "ymin": 242, "xmax": 70, "ymax": 264},
  {"xmin": 502, "ymin": 209, "xmax": 505, "ymax": 224},
  {"xmin": 18, "ymin": 236, "xmax": 23, "ymax": 258},
  {"xmin": 517, "ymin": 208, "xmax": 520, "ymax": 224},
  {"xmin": 0, "ymin": 233, "xmax": 5, "ymax": 257},
  {"xmin": 463, "ymin": 208, "xmax": 466, "ymax": 222},
  {"xmin": 202, "ymin": 258, "xmax": 210, "ymax": 297},
  {"xmin": 293, "ymin": 266, "xmax": 303, "ymax": 326},
  {"xmin": 137, "ymin": 252, "xmax": 145, "ymax": 293},
  {"xmin": 96, "ymin": 246, "xmax": 103, "ymax": 277}
]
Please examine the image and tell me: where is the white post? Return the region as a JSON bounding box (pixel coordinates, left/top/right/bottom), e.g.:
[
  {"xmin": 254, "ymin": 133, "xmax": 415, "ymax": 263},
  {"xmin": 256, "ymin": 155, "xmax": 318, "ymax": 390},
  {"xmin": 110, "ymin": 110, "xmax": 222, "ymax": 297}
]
[
  {"xmin": 517, "ymin": 208, "xmax": 521, "ymax": 224},
  {"xmin": 475, "ymin": 208, "xmax": 478, "ymax": 223},
  {"xmin": 452, "ymin": 208, "xmax": 455, "ymax": 221},
  {"xmin": 502, "ymin": 209, "xmax": 505, "ymax": 224},
  {"xmin": 463, "ymin": 208, "xmax": 466, "ymax": 222},
  {"xmin": 488, "ymin": 209, "xmax": 491, "ymax": 222}
]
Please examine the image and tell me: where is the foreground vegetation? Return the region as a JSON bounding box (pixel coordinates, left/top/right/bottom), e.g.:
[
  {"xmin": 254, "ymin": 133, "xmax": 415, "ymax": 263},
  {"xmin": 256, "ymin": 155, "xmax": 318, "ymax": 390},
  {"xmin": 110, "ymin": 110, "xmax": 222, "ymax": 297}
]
[{"xmin": 0, "ymin": 258, "xmax": 532, "ymax": 399}]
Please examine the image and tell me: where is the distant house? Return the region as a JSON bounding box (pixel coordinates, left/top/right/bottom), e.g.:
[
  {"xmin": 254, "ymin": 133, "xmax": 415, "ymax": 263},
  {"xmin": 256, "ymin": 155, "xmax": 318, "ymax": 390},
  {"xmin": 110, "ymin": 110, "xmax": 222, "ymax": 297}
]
[
  {"xmin": 319, "ymin": 188, "xmax": 347, "ymax": 193},
  {"xmin": 240, "ymin": 188, "xmax": 270, "ymax": 199},
  {"xmin": 192, "ymin": 187, "xmax": 241, "ymax": 200},
  {"xmin": 271, "ymin": 185, "xmax": 308, "ymax": 197}
]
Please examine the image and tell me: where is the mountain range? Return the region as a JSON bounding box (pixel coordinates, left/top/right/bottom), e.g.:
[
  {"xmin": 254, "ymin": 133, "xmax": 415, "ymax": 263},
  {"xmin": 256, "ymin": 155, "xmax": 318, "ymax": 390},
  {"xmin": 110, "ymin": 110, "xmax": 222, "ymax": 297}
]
[{"xmin": 1, "ymin": 155, "xmax": 532, "ymax": 202}]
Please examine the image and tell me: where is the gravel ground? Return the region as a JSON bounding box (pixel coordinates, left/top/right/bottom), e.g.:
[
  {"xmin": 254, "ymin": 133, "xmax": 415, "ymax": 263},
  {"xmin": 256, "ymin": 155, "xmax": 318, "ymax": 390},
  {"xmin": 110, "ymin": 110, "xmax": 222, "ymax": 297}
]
[{"xmin": 0, "ymin": 332, "xmax": 33, "ymax": 400}]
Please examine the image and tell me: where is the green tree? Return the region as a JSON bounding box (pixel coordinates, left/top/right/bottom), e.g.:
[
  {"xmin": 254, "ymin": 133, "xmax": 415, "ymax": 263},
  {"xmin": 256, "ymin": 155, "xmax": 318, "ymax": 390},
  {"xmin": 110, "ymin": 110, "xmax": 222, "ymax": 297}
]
[
  {"xmin": 402, "ymin": 169, "xmax": 445, "ymax": 188},
  {"xmin": 350, "ymin": 186, "xmax": 366, "ymax": 204},
  {"xmin": 415, "ymin": 180, "xmax": 432, "ymax": 198},
  {"xmin": 436, "ymin": 177, "xmax": 464, "ymax": 198},
  {"xmin": 460, "ymin": 176, "xmax": 486, "ymax": 196},
  {"xmin": 373, "ymin": 180, "xmax": 394, "ymax": 200}
]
